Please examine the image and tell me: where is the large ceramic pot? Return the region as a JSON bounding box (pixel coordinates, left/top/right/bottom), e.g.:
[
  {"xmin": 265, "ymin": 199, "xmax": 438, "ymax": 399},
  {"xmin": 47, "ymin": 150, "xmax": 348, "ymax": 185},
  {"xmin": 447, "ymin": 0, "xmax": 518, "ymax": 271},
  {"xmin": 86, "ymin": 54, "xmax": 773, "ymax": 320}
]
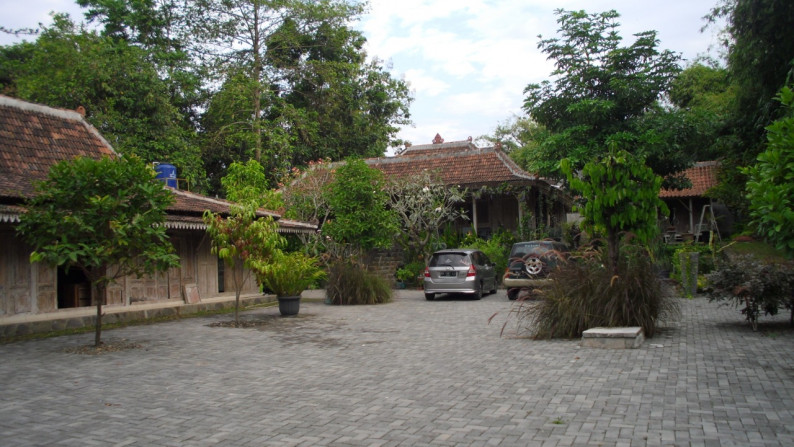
[{"xmin": 277, "ymin": 295, "xmax": 301, "ymax": 316}]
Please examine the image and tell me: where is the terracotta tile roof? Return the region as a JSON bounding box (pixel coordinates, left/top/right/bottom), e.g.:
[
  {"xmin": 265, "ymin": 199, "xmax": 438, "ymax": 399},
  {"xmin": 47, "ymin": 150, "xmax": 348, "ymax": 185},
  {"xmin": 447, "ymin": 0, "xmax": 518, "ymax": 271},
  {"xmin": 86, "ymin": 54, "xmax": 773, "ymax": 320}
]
[
  {"xmin": 369, "ymin": 140, "xmax": 539, "ymax": 187},
  {"xmin": 659, "ymin": 161, "xmax": 720, "ymax": 198},
  {"xmin": 0, "ymin": 95, "xmax": 118, "ymax": 200},
  {"xmin": 0, "ymin": 95, "xmax": 316, "ymax": 234}
]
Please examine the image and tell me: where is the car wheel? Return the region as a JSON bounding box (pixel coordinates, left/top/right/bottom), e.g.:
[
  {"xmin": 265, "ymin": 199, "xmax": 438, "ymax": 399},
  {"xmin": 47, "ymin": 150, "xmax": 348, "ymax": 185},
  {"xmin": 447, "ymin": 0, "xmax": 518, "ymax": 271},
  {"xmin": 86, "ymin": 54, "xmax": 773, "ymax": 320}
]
[
  {"xmin": 507, "ymin": 288, "xmax": 518, "ymax": 300},
  {"xmin": 489, "ymin": 280, "xmax": 497, "ymax": 295},
  {"xmin": 523, "ymin": 256, "xmax": 544, "ymax": 275},
  {"xmin": 473, "ymin": 283, "xmax": 483, "ymax": 300},
  {"xmin": 424, "ymin": 292, "xmax": 435, "ymax": 301}
]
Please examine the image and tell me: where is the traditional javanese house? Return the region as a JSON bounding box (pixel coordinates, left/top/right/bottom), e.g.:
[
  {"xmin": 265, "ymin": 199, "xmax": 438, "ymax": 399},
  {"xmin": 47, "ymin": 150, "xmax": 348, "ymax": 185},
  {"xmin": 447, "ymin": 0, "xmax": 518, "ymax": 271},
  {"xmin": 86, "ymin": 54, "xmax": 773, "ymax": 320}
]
[
  {"xmin": 659, "ymin": 161, "xmax": 732, "ymax": 242},
  {"xmin": 368, "ymin": 134, "xmax": 569, "ymax": 239},
  {"xmin": 0, "ymin": 95, "xmax": 314, "ymax": 336}
]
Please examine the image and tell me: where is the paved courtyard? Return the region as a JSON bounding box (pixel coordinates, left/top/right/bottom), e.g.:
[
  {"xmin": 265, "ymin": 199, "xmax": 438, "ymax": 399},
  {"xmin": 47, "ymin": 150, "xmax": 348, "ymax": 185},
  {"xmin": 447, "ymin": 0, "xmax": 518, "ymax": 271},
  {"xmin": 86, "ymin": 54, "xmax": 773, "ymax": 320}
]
[{"xmin": 1, "ymin": 290, "xmax": 793, "ymax": 446}]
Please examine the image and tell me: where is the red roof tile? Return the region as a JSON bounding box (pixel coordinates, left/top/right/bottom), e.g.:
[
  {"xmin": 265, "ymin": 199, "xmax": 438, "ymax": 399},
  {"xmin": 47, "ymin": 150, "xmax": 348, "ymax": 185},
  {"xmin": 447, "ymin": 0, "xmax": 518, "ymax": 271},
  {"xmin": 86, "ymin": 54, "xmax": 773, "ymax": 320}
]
[
  {"xmin": 0, "ymin": 95, "xmax": 117, "ymax": 199},
  {"xmin": 0, "ymin": 95, "xmax": 315, "ymax": 233},
  {"xmin": 369, "ymin": 140, "xmax": 538, "ymax": 187},
  {"xmin": 659, "ymin": 161, "xmax": 720, "ymax": 198}
]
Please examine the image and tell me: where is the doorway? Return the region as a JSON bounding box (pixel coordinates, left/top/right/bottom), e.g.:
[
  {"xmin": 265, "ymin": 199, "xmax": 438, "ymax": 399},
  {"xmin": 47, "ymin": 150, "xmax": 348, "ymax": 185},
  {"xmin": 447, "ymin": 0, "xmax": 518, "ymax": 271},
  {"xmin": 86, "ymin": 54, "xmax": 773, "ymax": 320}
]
[{"xmin": 57, "ymin": 267, "xmax": 91, "ymax": 309}]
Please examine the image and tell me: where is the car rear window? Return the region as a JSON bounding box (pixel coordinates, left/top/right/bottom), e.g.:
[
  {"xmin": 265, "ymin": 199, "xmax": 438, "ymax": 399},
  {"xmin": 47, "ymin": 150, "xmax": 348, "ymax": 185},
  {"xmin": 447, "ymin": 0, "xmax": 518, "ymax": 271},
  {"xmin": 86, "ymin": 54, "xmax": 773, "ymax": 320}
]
[
  {"xmin": 429, "ymin": 253, "xmax": 470, "ymax": 267},
  {"xmin": 509, "ymin": 243, "xmax": 542, "ymax": 258}
]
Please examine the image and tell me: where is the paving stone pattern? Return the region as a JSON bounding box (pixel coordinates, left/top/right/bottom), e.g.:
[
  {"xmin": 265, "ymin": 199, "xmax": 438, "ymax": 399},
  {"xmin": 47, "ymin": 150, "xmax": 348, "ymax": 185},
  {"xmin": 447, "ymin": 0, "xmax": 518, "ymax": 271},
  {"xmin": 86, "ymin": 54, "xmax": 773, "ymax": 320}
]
[{"xmin": 1, "ymin": 291, "xmax": 793, "ymax": 446}]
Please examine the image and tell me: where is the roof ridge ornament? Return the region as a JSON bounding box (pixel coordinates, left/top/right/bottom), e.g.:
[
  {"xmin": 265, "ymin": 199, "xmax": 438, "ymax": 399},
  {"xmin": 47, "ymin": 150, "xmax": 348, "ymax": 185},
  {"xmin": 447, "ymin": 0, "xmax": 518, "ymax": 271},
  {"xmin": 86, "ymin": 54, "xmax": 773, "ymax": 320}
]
[{"xmin": 432, "ymin": 133, "xmax": 444, "ymax": 144}]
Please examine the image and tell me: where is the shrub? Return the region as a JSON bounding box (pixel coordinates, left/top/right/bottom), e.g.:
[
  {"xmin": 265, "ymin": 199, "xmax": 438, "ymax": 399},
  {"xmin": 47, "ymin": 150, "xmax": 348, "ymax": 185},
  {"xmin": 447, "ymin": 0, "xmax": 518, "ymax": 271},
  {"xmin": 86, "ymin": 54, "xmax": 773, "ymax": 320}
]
[
  {"xmin": 463, "ymin": 230, "xmax": 515, "ymax": 282},
  {"xmin": 326, "ymin": 261, "xmax": 392, "ymax": 305},
  {"xmin": 396, "ymin": 260, "xmax": 425, "ymax": 287},
  {"xmin": 706, "ymin": 254, "xmax": 794, "ymax": 330},
  {"xmin": 255, "ymin": 251, "xmax": 326, "ymax": 297},
  {"xmin": 513, "ymin": 243, "xmax": 679, "ymax": 339}
]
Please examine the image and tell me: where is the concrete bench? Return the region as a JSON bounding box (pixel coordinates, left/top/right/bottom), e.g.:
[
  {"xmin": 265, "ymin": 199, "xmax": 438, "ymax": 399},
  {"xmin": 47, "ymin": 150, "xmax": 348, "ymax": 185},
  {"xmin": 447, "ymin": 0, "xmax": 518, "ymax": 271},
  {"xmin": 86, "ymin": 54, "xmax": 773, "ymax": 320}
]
[{"xmin": 581, "ymin": 327, "xmax": 644, "ymax": 349}]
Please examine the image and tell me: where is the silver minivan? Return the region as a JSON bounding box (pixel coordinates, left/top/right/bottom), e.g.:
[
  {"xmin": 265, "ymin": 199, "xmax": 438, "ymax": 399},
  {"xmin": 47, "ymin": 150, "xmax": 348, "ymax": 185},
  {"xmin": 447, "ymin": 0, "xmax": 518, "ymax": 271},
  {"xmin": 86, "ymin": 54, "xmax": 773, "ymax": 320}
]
[{"xmin": 423, "ymin": 249, "xmax": 497, "ymax": 301}]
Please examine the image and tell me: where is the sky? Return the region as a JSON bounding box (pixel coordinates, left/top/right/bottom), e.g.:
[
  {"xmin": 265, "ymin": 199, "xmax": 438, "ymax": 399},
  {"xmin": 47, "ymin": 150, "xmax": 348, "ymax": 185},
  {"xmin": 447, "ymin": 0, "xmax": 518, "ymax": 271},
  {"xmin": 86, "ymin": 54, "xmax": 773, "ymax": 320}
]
[{"xmin": 1, "ymin": 0, "xmax": 726, "ymax": 154}]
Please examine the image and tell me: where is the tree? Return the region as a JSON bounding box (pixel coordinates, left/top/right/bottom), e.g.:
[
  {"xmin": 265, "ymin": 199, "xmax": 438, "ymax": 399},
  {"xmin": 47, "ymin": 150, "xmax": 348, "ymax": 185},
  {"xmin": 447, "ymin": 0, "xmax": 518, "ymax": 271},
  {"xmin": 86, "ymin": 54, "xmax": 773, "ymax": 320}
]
[
  {"xmin": 187, "ymin": 0, "xmax": 359, "ymax": 163},
  {"xmin": 323, "ymin": 158, "xmax": 398, "ymax": 255},
  {"xmin": 0, "ymin": 14, "xmax": 206, "ymax": 187},
  {"xmin": 384, "ymin": 170, "xmax": 468, "ymax": 261},
  {"xmin": 705, "ymin": 0, "xmax": 794, "ymax": 213},
  {"xmin": 221, "ymin": 159, "xmax": 283, "ymax": 211},
  {"xmin": 17, "ymin": 155, "xmax": 180, "ymax": 347},
  {"xmin": 708, "ymin": 0, "xmax": 794, "ymax": 152},
  {"xmin": 190, "ymin": 0, "xmax": 411, "ymax": 191},
  {"xmin": 523, "ymin": 9, "xmax": 683, "ymax": 180},
  {"xmin": 203, "ymin": 205, "xmax": 283, "ymax": 325},
  {"xmin": 744, "ymin": 86, "xmax": 794, "ymax": 258},
  {"xmin": 561, "ymin": 150, "xmax": 667, "ymax": 276}
]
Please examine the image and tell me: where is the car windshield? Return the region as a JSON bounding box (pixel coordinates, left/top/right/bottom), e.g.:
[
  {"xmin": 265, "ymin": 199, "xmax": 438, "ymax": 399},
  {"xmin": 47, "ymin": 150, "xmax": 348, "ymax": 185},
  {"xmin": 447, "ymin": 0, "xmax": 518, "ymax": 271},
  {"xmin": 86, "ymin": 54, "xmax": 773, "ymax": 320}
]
[{"xmin": 429, "ymin": 253, "xmax": 470, "ymax": 267}]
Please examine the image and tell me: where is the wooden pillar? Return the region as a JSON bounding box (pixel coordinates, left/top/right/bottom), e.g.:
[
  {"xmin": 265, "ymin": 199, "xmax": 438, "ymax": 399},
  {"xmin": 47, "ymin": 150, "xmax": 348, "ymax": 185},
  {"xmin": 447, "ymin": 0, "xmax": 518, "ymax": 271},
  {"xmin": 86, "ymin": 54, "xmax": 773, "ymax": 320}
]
[{"xmin": 471, "ymin": 195, "xmax": 478, "ymax": 235}]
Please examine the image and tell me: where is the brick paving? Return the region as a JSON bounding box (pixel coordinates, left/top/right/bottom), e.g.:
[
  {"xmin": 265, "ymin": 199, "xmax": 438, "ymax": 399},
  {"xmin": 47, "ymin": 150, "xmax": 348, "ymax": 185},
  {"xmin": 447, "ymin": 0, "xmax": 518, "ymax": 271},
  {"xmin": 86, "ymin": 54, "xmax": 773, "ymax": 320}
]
[{"xmin": 0, "ymin": 290, "xmax": 792, "ymax": 446}]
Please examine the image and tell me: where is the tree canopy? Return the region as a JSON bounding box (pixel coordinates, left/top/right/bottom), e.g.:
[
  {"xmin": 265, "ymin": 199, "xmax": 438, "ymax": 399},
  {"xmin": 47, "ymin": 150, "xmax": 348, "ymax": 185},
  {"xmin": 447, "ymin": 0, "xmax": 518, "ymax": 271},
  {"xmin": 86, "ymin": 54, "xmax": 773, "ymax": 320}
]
[
  {"xmin": 523, "ymin": 9, "xmax": 684, "ymax": 181},
  {"xmin": 17, "ymin": 155, "xmax": 179, "ymax": 346}
]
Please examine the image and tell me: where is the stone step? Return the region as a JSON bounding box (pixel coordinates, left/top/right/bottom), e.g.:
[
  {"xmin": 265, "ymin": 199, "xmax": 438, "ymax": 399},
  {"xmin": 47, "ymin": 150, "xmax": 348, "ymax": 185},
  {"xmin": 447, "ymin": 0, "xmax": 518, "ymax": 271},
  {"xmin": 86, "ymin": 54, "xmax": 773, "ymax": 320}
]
[{"xmin": 581, "ymin": 326, "xmax": 644, "ymax": 349}]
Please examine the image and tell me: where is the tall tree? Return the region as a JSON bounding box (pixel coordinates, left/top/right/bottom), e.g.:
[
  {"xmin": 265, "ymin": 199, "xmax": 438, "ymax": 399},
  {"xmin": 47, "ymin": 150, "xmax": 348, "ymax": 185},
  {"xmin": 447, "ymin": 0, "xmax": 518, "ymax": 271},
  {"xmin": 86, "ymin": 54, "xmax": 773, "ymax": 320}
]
[
  {"xmin": 17, "ymin": 156, "xmax": 179, "ymax": 347},
  {"xmin": 0, "ymin": 14, "xmax": 206, "ymax": 188},
  {"xmin": 191, "ymin": 0, "xmax": 411, "ymax": 192},
  {"xmin": 705, "ymin": 0, "xmax": 794, "ymax": 213},
  {"xmin": 523, "ymin": 9, "xmax": 683, "ymax": 181}
]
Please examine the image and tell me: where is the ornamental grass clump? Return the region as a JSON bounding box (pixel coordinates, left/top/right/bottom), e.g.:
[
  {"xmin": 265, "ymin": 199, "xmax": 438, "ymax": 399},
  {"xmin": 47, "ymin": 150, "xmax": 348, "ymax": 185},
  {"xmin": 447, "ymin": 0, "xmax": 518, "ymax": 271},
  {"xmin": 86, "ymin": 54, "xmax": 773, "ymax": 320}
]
[
  {"xmin": 326, "ymin": 261, "xmax": 392, "ymax": 305},
  {"xmin": 255, "ymin": 251, "xmax": 326, "ymax": 297},
  {"xmin": 519, "ymin": 243, "xmax": 679, "ymax": 339}
]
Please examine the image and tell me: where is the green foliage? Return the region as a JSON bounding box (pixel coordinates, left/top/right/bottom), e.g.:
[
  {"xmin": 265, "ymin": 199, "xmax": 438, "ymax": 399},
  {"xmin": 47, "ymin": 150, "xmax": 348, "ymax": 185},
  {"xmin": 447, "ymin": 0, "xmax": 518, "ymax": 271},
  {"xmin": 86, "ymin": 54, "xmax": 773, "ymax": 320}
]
[
  {"xmin": 462, "ymin": 230, "xmax": 515, "ymax": 282},
  {"xmin": 385, "ymin": 170, "xmax": 468, "ymax": 261},
  {"xmin": 203, "ymin": 205, "xmax": 284, "ymax": 325},
  {"xmin": 707, "ymin": 254, "xmax": 794, "ymax": 330},
  {"xmin": 0, "ymin": 14, "xmax": 205, "ymax": 188},
  {"xmin": 562, "ymin": 149, "xmax": 667, "ymax": 274},
  {"xmin": 17, "ymin": 155, "xmax": 179, "ymax": 346},
  {"xmin": 323, "ymin": 158, "xmax": 398, "ymax": 253},
  {"xmin": 396, "ymin": 261, "xmax": 425, "ymax": 287},
  {"xmin": 187, "ymin": 0, "xmax": 411, "ymax": 190},
  {"xmin": 744, "ymin": 86, "xmax": 794, "ymax": 258},
  {"xmin": 510, "ymin": 244, "xmax": 679, "ymax": 339},
  {"xmin": 254, "ymin": 251, "xmax": 326, "ymax": 297},
  {"xmin": 221, "ymin": 159, "xmax": 283, "ymax": 211},
  {"xmin": 671, "ymin": 243, "xmax": 717, "ymax": 280},
  {"xmin": 325, "ymin": 261, "xmax": 392, "ymax": 305},
  {"xmin": 523, "ymin": 9, "xmax": 682, "ymax": 180}
]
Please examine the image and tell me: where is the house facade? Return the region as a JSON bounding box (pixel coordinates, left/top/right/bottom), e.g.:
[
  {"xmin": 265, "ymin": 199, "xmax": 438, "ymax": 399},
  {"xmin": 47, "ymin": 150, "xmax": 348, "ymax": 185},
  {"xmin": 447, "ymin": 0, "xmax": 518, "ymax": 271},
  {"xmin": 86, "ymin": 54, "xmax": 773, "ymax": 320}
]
[
  {"xmin": 659, "ymin": 161, "xmax": 733, "ymax": 242},
  {"xmin": 0, "ymin": 95, "xmax": 314, "ymax": 334},
  {"xmin": 369, "ymin": 134, "xmax": 569, "ymax": 239}
]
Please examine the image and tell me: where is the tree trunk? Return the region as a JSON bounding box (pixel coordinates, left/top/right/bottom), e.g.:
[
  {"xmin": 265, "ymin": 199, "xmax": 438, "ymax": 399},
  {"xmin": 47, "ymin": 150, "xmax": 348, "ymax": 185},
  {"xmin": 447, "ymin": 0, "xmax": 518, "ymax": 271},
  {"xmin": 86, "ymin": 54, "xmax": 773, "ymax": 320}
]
[
  {"xmin": 607, "ymin": 230, "xmax": 619, "ymax": 278},
  {"xmin": 94, "ymin": 282, "xmax": 105, "ymax": 347}
]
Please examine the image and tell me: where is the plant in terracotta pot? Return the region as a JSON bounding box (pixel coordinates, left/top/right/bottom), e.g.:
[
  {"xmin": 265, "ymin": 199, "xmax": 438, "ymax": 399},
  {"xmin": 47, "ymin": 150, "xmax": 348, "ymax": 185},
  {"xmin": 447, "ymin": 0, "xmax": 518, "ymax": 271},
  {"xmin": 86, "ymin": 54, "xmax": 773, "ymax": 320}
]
[{"xmin": 255, "ymin": 250, "xmax": 326, "ymax": 316}]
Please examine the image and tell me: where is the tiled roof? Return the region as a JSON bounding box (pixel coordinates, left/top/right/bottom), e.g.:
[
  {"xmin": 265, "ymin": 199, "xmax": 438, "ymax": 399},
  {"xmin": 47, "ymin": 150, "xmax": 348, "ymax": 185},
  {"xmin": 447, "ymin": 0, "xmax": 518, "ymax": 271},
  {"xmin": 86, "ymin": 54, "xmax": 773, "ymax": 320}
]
[
  {"xmin": 0, "ymin": 95, "xmax": 117, "ymax": 200},
  {"xmin": 0, "ymin": 95, "xmax": 316, "ymax": 234},
  {"xmin": 659, "ymin": 161, "xmax": 720, "ymax": 198},
  {"xmin": 369, "ymin": 140, "xmax": 538, "ymax": 187}
]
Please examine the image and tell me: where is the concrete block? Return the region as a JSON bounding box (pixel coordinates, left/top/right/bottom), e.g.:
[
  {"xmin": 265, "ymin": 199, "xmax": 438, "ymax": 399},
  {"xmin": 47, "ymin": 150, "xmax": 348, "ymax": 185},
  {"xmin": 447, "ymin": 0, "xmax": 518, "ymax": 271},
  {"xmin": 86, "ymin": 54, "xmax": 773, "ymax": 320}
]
[{"xmin": 581, "ymin": 326, "xmax": 644, "ymax": 349}]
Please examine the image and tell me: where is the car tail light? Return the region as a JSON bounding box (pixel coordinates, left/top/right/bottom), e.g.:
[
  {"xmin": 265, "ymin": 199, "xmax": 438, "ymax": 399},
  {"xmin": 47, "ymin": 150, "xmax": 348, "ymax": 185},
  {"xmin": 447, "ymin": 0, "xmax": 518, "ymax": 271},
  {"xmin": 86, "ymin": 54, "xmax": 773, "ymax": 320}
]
[
  {"xmin": 424, "ymin": 267, "xmax": 430, "ymax": 278},
  {"xmin": 466, "ymin": 264, "xmax": 477, "ymax": 277}
]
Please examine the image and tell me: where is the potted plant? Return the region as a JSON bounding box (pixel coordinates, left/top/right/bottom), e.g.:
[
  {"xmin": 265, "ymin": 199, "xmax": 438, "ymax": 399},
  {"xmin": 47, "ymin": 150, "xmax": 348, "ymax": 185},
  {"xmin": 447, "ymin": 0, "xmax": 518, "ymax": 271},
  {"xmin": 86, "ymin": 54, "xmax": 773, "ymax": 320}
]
[{"xmin": 256, "ymin": 250, "xmax": 326, "ymax": 316}]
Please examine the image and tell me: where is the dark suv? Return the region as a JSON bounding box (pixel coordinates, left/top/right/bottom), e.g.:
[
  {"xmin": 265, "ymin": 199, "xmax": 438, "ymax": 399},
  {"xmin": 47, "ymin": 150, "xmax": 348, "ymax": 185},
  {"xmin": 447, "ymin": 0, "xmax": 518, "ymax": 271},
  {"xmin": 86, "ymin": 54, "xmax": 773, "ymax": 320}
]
[{"xmin": 503, "ymin": 240, "xmax": 568, "ymax": 300}]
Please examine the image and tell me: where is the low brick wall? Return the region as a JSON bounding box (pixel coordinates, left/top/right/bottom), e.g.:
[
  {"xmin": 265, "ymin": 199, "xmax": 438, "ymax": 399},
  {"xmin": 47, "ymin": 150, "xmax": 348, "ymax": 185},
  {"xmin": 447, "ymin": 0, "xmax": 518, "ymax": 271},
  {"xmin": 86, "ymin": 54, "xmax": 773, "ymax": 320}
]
[{"xmin": 0, "ymin": 294, "xmax": 276, "ymax": 339}]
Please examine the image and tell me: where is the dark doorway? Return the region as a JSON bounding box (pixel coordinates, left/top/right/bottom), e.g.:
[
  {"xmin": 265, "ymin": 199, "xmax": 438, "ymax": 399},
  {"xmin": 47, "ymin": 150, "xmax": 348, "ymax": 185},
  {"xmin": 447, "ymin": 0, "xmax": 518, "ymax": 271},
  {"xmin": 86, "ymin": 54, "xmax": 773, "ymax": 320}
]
[{"xmin": 57, "ymin": 267, "xmax": 91, "ymax": 309}]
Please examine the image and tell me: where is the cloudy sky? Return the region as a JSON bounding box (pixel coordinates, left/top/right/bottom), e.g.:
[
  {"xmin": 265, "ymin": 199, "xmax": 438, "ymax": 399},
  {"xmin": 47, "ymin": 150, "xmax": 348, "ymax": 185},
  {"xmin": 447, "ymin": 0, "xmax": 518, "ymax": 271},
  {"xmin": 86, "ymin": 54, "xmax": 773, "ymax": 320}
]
[{"xmin": 2, "ymin": 0, "xmax": 726, "ymax": 152}]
